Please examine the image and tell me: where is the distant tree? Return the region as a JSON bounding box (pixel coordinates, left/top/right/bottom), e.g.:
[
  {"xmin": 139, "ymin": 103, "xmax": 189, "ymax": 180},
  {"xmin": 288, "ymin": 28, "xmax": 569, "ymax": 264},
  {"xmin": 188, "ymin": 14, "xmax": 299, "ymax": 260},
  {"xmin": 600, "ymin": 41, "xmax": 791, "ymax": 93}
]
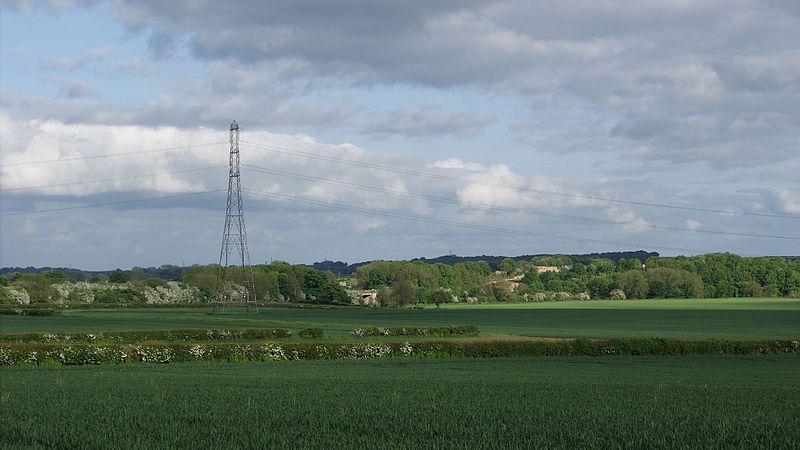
[
  {"xmin": 430, "ymin": 289, "xmax": 451, "ymax": 307},
  {"xmin": 645, "ymin": 268, "xmax": 703, "ymax": 298},
  {"xmin": 489, "ymin": 279, "xmax": 512, "ymax": 302},
  {"xmin": 366, "ymin": 268, "xmax": 388, "ymax": 289},
  {"xmin": 303, "ymin": 271, "xmax": 328, "ymax": 303},
  {"xmin": 587, "ymin": 275, "xmax": 614, "ymax": 299},
  {"xmin": 109, "ymin": 271, "xmax": 130, "ymax": 284},
  {"xmin": 14, "ymin": 274, "xmax": 54, "ymax": 303},
  {"xmin": 390, "ymin": 274, "xmax": 419, "ymax": 307},
  {"xmin": 588, "ymin": 258, "xmax": 615, "ymax": 275},
  {"xmin": 41, "ymin": 270, "xmax": 70, "ymax": 284},
  {"xmin": 616, "ymin": 258, "xmax": 642, "ymax": 271},
  {"xmin": 521, "ymin": 271, "xmax": 544, "ymax": 291},
  {"xmin": 617, "ymin": 270, "xmax": 649, "ymax": 299},
  {"xmin": 500, "ymin": 258, "xmax": 518, "ymax": 276},
  {"xmin": 277, "ymin": 273, "xmax": 296, "ymax": 301}
]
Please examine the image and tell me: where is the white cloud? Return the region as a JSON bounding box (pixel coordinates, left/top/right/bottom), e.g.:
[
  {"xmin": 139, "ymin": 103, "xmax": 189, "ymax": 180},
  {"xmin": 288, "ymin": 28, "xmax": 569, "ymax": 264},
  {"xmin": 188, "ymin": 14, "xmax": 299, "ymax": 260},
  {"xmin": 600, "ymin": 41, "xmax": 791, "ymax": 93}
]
[
  {"xmin": 355, "ymin": 218, "xmax": 387, "ymax": 232},
  {"xmin": 767, "ymin": 188, "xmax": 800, "ymax": 214},
  {"xmin": 430, "ymin": 158, "xmax": 485, "ymax": 171},
  {"xmin": 605, "ymin": 207, "xmax": 652, "ymax": 233}
]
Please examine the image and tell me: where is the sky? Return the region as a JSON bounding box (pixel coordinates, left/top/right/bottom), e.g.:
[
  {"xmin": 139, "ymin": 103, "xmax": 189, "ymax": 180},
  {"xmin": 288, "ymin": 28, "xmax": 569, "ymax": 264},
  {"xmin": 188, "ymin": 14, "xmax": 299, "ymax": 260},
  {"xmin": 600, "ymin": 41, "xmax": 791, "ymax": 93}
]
[{"xmin": 1, "ymin": 0, "xmax": 799, "ymax": 270}]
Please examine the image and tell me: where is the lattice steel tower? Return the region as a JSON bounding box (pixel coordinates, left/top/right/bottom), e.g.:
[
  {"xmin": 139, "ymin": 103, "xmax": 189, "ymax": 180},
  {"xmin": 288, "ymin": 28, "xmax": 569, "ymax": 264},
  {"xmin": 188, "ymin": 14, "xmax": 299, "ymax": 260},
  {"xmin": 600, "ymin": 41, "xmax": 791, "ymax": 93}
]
[{"xmin": 214, "ymin": 120, "xmax": 257, "ymax": 312}]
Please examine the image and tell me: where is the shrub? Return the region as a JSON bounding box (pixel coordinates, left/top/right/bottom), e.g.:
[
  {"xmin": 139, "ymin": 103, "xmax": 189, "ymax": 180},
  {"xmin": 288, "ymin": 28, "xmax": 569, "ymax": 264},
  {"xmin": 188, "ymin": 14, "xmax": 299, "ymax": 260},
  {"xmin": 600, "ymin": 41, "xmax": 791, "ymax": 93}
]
[
  {"xmin": 298, "ymin": 328, "xmax": 325, "ymax": 339},
  {"xmin": 609, "ymin": 289, "xmax": 627, "ymax": 300},
  {"xmin": 0, "ymin": 307, "xmax": 61, "ymax": 316},
  {"xmin": 109, "ymin": 271, "xmax": 130, "ymax": 284},
  {"xmin": 95, "ymin": 288, "xmax": 144, "ymax": 304}
]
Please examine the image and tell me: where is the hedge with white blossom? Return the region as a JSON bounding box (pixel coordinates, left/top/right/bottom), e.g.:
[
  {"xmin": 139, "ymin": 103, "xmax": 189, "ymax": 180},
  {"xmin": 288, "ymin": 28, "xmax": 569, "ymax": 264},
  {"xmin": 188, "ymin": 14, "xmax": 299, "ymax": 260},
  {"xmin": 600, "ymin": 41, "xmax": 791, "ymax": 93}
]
[{"xmin": 1, "ymin": 338, "xmax": 797, "ymax": 366}]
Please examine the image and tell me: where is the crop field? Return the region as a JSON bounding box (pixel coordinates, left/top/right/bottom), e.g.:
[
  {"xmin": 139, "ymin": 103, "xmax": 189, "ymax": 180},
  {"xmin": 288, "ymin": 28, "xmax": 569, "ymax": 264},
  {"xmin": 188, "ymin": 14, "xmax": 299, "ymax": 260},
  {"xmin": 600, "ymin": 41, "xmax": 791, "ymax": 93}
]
[
  {"xmin": 1, "ymin": 355, "xmax": 798, "ymax": 449},
  {"xmin": 2, "ymin": 298, "xmax": 799, "ymax": 339},
  {"xmin": 2, "ymin": 299, "xmax": 798, "ymax": 448}
]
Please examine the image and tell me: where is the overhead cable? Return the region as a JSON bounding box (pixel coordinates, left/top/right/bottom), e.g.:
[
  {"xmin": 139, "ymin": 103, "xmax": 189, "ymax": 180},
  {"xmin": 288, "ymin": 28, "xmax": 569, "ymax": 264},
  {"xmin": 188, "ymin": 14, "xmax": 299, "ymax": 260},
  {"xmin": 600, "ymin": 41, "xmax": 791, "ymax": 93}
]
[{"xmin": 239, "ymin": 140, "xmax": 800, "ymax": 220}]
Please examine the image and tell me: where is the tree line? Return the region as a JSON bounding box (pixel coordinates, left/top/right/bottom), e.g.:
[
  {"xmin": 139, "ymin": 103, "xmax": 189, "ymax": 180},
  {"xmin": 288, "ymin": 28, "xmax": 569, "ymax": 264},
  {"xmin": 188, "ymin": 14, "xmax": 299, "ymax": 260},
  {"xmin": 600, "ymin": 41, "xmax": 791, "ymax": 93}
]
[
  {"xmin": 353, "ymin": 253, "xmax": 800, "ymax": 305},
  {"xmin": 0, "ymin": 263, "xmax": 350, "ymax": 305},
  {"xmin": 2, "ymin": 253, "xmax": 799, "ymax": 306}
]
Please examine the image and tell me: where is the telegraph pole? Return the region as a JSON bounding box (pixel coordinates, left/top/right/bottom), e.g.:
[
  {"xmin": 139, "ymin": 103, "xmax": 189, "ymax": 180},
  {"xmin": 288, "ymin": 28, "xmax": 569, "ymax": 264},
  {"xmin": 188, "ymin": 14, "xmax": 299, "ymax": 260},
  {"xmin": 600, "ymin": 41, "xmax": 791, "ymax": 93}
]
[{"xmin": 214, "ymin": 120, "xmax": 257, "ymax": 312}]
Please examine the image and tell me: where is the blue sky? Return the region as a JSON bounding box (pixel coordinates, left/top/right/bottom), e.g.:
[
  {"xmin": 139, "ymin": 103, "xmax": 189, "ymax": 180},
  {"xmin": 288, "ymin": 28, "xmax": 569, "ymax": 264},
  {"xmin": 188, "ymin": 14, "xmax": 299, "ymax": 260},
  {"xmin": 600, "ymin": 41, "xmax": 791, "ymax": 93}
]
[{"xmin": 1, "ymin": 1, "xmax": 799, "ymax": 269}]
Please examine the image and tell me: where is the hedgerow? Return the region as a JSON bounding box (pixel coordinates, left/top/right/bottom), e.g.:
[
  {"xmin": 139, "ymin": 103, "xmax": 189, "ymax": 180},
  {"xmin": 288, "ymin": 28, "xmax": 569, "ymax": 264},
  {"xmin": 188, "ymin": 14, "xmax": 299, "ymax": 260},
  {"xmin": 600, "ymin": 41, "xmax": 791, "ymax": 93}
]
[
  {"xmin": 0, "ymin": 328, "xmax": 292, "ymax": 344},
  {"xmin": 0, "ymin": 307, "xmax": 62, "ymax": 316},
  {"xmin": 351, "ymin": 325, "xmax": 479, "ymax": 337},
  {"xmin": 1, "ymin": 338, "xmax": 797, "ymax": 366},
  {"xmin": 298, "ymin": 328, "xmax": 325, "ymax": 338}
]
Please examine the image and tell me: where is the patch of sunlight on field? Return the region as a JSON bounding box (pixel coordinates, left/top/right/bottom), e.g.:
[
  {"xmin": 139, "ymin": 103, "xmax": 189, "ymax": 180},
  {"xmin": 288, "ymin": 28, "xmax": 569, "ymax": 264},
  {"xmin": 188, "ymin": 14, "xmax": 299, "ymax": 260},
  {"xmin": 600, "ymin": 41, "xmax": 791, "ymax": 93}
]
[{"xmin": 434, "ymin": 297, "xmax": 800, "ymax": 310}]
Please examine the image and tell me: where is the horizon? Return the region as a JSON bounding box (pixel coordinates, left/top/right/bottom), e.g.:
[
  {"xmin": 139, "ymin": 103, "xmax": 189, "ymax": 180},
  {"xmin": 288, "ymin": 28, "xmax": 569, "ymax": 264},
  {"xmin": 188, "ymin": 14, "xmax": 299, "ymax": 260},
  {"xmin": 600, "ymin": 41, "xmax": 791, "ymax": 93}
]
[{"xmin": 5, "ymin": 250, "xmax": 800, "ymax": 274}]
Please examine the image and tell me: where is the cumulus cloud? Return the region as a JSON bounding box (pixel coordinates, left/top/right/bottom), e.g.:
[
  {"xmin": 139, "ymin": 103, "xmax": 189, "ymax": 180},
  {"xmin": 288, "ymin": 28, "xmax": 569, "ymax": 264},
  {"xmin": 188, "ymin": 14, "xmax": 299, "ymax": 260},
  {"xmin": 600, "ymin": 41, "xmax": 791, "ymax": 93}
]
[
  {"xmin": 686, "ymin": 219, "xmax": 702, "ymax": 231},
  {"xmin": 765, "ymin": 188, "xmax": 800, "ymax": 214}
]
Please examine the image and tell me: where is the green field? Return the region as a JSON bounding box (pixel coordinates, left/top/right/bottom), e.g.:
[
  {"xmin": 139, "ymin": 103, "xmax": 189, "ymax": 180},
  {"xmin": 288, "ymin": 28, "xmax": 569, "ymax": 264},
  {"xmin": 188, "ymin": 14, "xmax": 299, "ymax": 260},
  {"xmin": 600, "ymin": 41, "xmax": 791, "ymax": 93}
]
[
  {"xmin": 2, "ymin": 298, "xmax": 799, "ymax": 339},
  {"xmin": 2, "ymin": 356, "xmax": 798, "ymax": 449}
]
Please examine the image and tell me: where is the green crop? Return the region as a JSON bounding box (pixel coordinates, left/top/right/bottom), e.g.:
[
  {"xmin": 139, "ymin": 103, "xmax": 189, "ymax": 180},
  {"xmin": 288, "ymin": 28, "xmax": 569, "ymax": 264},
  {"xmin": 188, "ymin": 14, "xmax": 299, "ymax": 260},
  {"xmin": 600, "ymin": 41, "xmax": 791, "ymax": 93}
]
[
  {"xmin": 2, "ymin": 356, "xmax": 798, "ymax": 448},
  {"xmin": 2, "ymin": 298, "xmax": 799, "ymax": 339}
]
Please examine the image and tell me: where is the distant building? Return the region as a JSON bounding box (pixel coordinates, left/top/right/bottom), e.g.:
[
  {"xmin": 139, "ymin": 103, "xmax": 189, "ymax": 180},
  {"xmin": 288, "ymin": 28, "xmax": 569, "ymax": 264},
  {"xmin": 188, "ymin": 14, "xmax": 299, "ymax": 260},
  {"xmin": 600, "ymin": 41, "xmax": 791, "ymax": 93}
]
[
  {"xmin": 348, "ymin": 289, "xmax": 379, "ymax": 306},
  {"xmin": 506, "ymin": 274, "xmax": 525, "ymax": 291},
  {"xmin": 535, "ymin": 266, "xmax": 560, "ymax": 273}
]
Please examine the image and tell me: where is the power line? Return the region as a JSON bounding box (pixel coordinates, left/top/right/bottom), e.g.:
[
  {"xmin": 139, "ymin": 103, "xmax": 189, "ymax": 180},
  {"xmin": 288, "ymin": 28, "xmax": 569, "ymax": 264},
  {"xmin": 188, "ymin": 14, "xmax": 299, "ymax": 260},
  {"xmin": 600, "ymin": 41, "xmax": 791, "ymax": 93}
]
[
  {"xmin": 0, "ymin": 190, "xmax": 225, "ymax": 217},
  {"xmin": 241, "ymin": 164, "xmax": 800, "ymax": 241},
  {"xmin": 243, "ymin": 187, "xmax": 708, "ymax": 254},
  {"xmin": 1, "ymin": 165, "xmax": 225, "ymax": 192},
  {"xmin": 0, "ymin": 142, "xmax": 226, "ymax": 168},
  {"xmin": 239, "ymin": 140, "xmax": 800, "ymax": 220}
]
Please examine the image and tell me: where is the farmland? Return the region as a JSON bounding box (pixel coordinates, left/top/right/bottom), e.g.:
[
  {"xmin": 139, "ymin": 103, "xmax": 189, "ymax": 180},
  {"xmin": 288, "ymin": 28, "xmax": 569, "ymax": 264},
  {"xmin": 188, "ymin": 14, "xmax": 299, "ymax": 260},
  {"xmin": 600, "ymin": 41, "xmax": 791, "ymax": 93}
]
[
  {"xmin": 2, "ymin": 299, "xmax": 798, "ymax": 447},
  {"xmin": 2, "ymin": 356, "xmax": 799, "ymax": 448},
  {"xmin": 2, "ymin": 298, "xmax": 799, "ymax": 339}
]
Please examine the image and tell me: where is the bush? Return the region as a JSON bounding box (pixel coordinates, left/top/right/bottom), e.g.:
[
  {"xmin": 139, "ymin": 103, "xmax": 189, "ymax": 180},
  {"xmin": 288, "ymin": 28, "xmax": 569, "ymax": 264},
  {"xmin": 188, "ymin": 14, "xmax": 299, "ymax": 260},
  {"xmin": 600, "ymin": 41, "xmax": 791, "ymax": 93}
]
[
  {"xmin": 298, "ymin": 328, "xmax": 325, "ymax": 339},
  {"xmin": 95, "ymin": 288, "xmax": 144, "ymax": 304},
  {"xmin": 609, "ymin": 289, "xmax": 626, "ymax": 300},
  {"xmin": 0, "ymin": 307, "xmax": 61, "ymax": 316},
  {"xmin": 109, "ymin": 271, "xmax": 130, "ymax": 284}
]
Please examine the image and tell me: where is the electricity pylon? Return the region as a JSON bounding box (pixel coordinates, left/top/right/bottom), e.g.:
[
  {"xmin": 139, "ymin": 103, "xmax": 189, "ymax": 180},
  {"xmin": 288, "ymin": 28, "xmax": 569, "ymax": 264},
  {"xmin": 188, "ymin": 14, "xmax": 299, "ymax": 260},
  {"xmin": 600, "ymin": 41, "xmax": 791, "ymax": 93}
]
[{"xmin": 214, "ymin": 120, "xmax": 257, "ymax": 312}]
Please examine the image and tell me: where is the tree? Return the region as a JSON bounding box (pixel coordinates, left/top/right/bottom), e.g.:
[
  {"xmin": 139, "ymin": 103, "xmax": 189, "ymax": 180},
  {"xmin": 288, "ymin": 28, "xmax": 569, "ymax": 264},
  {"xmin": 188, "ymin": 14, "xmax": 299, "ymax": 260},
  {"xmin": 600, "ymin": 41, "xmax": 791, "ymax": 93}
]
[
  {"xmin": 430, "ymin": 289, "xmax": 451, "ymax": 307},
  {"xmin": 390, "ymin": 275, "xmax": 419, "ymax": 307},
  {"xmin": 109, "ymin": 271, "xmax": 130, "ymax": 284},
  {"xmin": 617, "ymin": 270, "xmax": 649, "ymax": 299},
  {"xmin": 41, "ymin": 270, "xmax": 70, "ymax": 284},
  {"xmin": 366, "ymin": 268, "xmax": 388, "ymax": 289},
  {"xmin": 616, "ymin": 258, "xmax": 641, "ymax": 271},
  {"xmin": 303, "ymin": 271, "xmax": 328, "ymax": 303},
  {"xmin": 588, "ymin": 258, "xmax": 615, "ymax": 275},
  {"xmin": 14, "ymin": 274, "xmax": 54, "ymax": 303},
  {"xmin": 587, "ymin": 275, "xmax": 614, "ymax": 299},
  {"xmin": 522, "ymin": 271, "xmax": 544, "ymax": 291},
  {"xmin": 500, "ymin": 258, "xmax": 518, "ymax": 276}
]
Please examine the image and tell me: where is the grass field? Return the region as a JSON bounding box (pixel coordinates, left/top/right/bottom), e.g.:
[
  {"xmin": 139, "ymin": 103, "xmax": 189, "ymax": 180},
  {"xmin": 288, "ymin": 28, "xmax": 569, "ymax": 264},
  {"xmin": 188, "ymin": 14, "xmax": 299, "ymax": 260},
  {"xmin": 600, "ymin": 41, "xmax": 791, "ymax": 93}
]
[
  {"xmin": 1, "ymin": 355, "xmax": 798, "ymax": 449},
  {"xmin": 2, "ymin": 298, "xmax": 799, "ymax": 339}
]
